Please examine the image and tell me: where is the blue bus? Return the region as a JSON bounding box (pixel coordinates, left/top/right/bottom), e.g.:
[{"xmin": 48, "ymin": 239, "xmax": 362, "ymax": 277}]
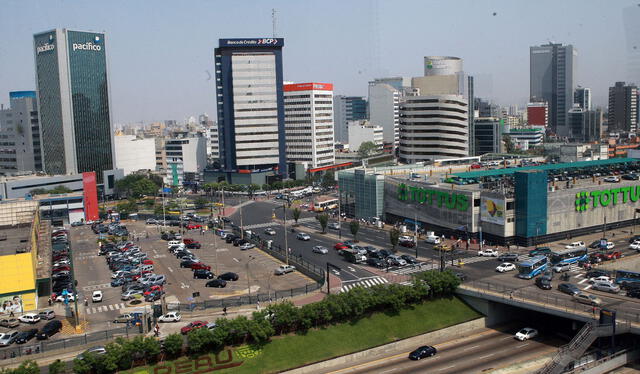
[
  {"xmin": 550, "ymin": 248, "xmax": 588, "ymax": 265},
  {"xmin": 615, "ymin": 270, "xmax": 640, "ymax": 289},
  {"xmin": 517, "ymin": 256, "xmax": 548, "ymax": 279}
]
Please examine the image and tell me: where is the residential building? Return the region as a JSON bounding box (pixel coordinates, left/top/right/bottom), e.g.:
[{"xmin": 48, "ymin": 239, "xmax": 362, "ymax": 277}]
[
  {"xmin": 527, "ymin": 102, "xmax": 548, "ymax": 127},
  {"xmin": 333, "ymin": 96, "xmax": 367, "ymax": 143},
  {"xmin": 530, "ymin": 42, "xmax": 577, "ymax": 137},
  {"xmin": 33, "ymin": 29, "xmax": 115, "ymax": 181},
  {"xmin": 284, "ymin": 82, "xmax": 335, "ymax": 169},
  {"xmin": 164, "ymin": 136, "xmax": 207, "ymax": 186},
  {"xmin": 399, "ymin": 56, "xmax": 469, "ymax": 163},
  {"xmin": 113, "ymin": 135, "xmax": 156, "ymax": 175},
  {"xmin": 347, "ymin": 120, "xmax": 383, "ymax": 152},
  {"xmin": 574, "ymin": 86, "xmax": 592, "ymax": 110},
  {"xmin": 474, "ymin": 118, "xmax": 502, "ymax": 155},
  {"xmin": 608, "ymin": 82, "xmax": 638, "ymax": 132},
  {"xmin": 368, "ymin": 79, "xmax": 402, "ymax": 151},
  {"xmin": 0, "ymin": 91, "xmax": 42, "ymax": 174},
  {"xmin": 214, "ymin": 38, "xmax": 286, "ymax": 177}
]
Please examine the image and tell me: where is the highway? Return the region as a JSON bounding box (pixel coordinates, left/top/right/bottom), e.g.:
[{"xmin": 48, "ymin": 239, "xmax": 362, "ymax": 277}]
[{"xmin": 323, "ymin": 328, "xmax": 564, "ymax": 374}]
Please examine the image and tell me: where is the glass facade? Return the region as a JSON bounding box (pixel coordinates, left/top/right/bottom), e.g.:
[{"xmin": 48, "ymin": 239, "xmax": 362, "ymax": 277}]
[
  {"xmin": 515, "ymin": 170, "xmax": 548, "ymax": 238},
  {"xmin": 34, "ymin": 31, "xmax": 66, "ymax": 174},
  {"xmin": 338, "ymin": 169, "xmax": 384, "ymax": 219}
]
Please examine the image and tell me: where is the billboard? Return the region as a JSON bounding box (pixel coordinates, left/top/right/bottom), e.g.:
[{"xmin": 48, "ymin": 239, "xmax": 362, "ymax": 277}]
[
  {"xmin": 82, "ymin": 172, "xmax": 99, "ymax": 221},
  {"xmin": 481, "ymin": 197, "xmax": 505, "ymax": 225},
  {"xmin": 0, "ymin": 295, "xmax": 23, "ymax": 315}
]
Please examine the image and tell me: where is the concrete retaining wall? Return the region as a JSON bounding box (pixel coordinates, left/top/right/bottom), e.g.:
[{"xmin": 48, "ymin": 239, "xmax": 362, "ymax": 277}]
[
  {"xmin": 282, "ymin": 317, "xmax": 487, "ymax": 374},
  {"xmin": 598, "ymin": 253, "xmax": 640, "ymax": 272}
]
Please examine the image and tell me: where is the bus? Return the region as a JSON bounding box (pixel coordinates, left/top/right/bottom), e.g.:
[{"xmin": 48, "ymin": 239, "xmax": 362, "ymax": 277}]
[
  {"xmin": 549, "ymin": 248, "xmax": 588, "ymax": 265},
  {"xmin": 615, "ymin": 270, "xmax": 640, "ymax": 289},
  {"xmin": 517, "ymin": 256, "xmax": 548, "ymax": 279},
  {"xmin": 313, "ymin": 198, "xmax": 338, "ymax": 212}
]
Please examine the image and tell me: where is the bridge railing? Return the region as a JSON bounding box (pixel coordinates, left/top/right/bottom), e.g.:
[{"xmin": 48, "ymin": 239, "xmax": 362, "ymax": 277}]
[{"xmin": 459, "ymin": 280, "xmax": 640, "ymax": 324}]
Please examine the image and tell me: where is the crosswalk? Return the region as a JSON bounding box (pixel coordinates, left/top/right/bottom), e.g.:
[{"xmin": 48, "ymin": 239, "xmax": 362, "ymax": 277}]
[
  {"xmin": 86, "ymin": 303, "xmax": 126, "ymax": 315},
  {"xmin": 243, "ymin": 217, "xmax": 317, "ymax": 230},
  {"xmin": 81, "ymin": 283, "xmax": 111, "ymax": 291},
  {"xmin": 340, "ymin": 276, "xmax": 389, "ymax": 293}
]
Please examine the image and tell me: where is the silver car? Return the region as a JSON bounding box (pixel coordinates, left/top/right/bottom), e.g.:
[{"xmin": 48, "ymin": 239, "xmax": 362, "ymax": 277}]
[
  {"xmin": 0, "ymin": 331, "xmax": 19, "ymax": 346},
  {"xmin": 312, "ymin": 246, "xmax": 328, "ymax": 254},
  {"xmin": 121, "ymin": 290, "xmax": 143, "ymax": 301},
  {"xmin": 591, "ymin": 281, "xmax": 620, "ymax": 294}
]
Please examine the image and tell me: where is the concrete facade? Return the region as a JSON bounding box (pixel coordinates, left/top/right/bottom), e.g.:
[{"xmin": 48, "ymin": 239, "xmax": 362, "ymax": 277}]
[
  {"xmin": 0, "ymin": 92, "xmax": 42, "ymax": 175},
  {"xmin": 347, "ymin": 121, "xmax": 383, "ymax": 152},
  {"xmin": 113, "ymin": 135, "xmax": 156, "ymax": 175},
  {"xmin": 368, "ymin": 80, "xmax": 401, "ymax": 149}
]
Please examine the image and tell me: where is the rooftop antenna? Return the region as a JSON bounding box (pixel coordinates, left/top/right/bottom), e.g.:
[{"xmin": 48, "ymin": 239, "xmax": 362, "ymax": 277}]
[{"xmin": 272, "ymin": 8, "xmax": 277, "ymax": 37}]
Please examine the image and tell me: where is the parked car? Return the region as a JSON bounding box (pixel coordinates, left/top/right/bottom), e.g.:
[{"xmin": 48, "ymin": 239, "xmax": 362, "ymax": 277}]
[
  {"xmin": 408, "ymin": 345, "xmax": 437, "ymax": 360},
  {"xmin": 573, "ymin": 292, "xmax": 602, "ymax": 306},
  {"xmin": 497, "ymin": 253, "xmax": 519, "ymax": 262},
  {"xmin": 535, "ymin": 276, "xmax": 552, "ymax": 290},
  {"xmin": 240, "ymin": 243, "xmax": 255, "ymax": 250},
  {"xmin": 334, "ymin": 243, "xmax": 348, "ymax": 251},
  {"xmin": 589, "ymin": 275, "xmax": 612, "ymax": 284},
  {"xmin": 478, "ymin": 248, "xmax": 499, "ymax": 257},
  {"xmin": 218, "ymin": 272, "xmax": 239, "ymax": 281},
  {"xmin": 425, "ymin": 235, "xmax": 441, "ymax": 244},
  {"xmin": 604, "ymin": 176, "xmax": 620, "ymax": 183},
  {"xmin": 121, "ymin": 290, "xmax": 143, "ymax": 301},
  {"xmin": 367, "ymin": 258, "xmax": 385, "ymax": 268},
  {"xmin": 14, "ymin": 329, "xmax": 38, "ymax": 344},
  {"xmin": 312, "ymin": 245, "xmax": 328, "ymax": 254},
  {"xmin": 558, "ymin": 283, "xmax": 580, "ymax": 295},
  {"xmin": 186, "ymin": 242, "xmax": 202, "ymax": 249},
  {"xmin": 264, "ymin": 228, "xmax": 276, "ymax": 235},
  {"xmin": 181, "ymin": 321, "xmax": 208, "ymax": 334},
  {"xmin": 386, "ymin": 255, "xmax": 407, "ymax": 267},
  {"xmin": 38, "ymin": 310, "xmax": 55, "ymax": 320},
  {"xmin": 565, "ymin": 241, "xmax": 586, "ymax": 249},
  {"xmin": 0, "ymin": 331, "xmax": 19, "ymax": 346},
  {"xmin": 113, "ymin": 314, "xmax": 134, "ymax": 324},
  {"xmin": 496, "ymin": 263, "xmax": 516, "ymax": 272},
  {"xmin": 193, "ymin": 269, "xmax": 214, "ymax": 279},
  {"xmin": 18, "ymin": 313, "xmax": 40, "ymax": 324},
  {"xmin": 36, "ymin": 320, "xmax": 63, "ymax": 340},
  {"xmin": 190, "ymin": 263, "xmax": 211, "ymax": 271},
  {"xmin": 515, "ymin": 327, "xmax": 538, "ymax": 341},
  {"xmin": 205, "ymin": 279, "xmax": 227, "ymax": 288},
  {"xmin": 328, "ymin": 222, "xmax": 340, "ymax": 230},
  {"xmin": 158, "ymin": 312, "xmax": 182, "ymax": 323},
  {"xmin": 275, "ymin": 265, "xmax": 296, "ymax": 275},
  {"xmin": 296, "ymin": 233, "xmax": 311, "ymax": 241},
  {"xmin": 400, "ymin": 255, "xmax": 419, "ymax": 264}
]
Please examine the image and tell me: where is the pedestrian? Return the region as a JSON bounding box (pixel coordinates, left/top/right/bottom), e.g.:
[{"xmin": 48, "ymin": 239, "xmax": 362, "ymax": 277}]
[
  {"xmin": 256, "ymin": 301, "xmax": 260, "ymax": 311},
  {"xmin": 9, "ymin": 311, "xmax": 14, "ymax": 317},
  {"xmin": 84, "ymin": 298, "xmax": 88, "ymax": 307},
  {"xmin": 146, "ymin": 231, "xmax": 149, "ymax": 239},
  {"xmin": 509, "ymin": 291, "xmax": 513, "ymax": 300},
  {"xmin": 47, "ymin": 297, "xmax": 52, "ymax": 306},
  {"xmin": 592, "ymin": 306, "xmax": 597, "ymax": 318},
  {"xmin": 223, "ymin": 307, "xmax": 227, "ymax": 316}
]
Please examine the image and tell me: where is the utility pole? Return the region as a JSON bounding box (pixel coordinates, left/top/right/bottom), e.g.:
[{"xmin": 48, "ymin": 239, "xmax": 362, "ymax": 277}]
[
  {"xmin": 337, "ymin": 189, "xmax": 342, "ymax": 239},
  {"xmin": 283, "ymin": 203, "xmax": 289, "ymax": 265},
  {"xmin": 240, "ymin": 206, "xmax": 244, "ymax": 239},
  {"xmin": 414, "ymin": 208, "xmax": 418, "ymax": 259}
]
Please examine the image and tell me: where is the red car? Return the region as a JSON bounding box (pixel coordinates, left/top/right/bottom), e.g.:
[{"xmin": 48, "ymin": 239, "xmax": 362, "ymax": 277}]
[
  {"xmin": 181, "ymin": 321, "xmax": 208, "ymax": 334},
  {"xmin": 143, "ymin": 285, "xmax": 163, "ymax": 296},
  {"xmin": 334, "ymin": 243, "xmax": 348, "ymax": 251},
  {"xmin": 183, "ymin": 238, "xmax": 196, "ymax": 245},
  {"xmin": 186, "ymin": 224, "xmax": 202, "ymax": 230},
  {"xmin": 52, "ymin": 265, "xmax": 71, "ymax": 272},
  {"xmin": 190, "ymin": 262, "xmax": 211, "ymax": 271},
  {"xmin": 142, "ymin": 259, "xmax": 154, "ymax": 265},
  {"xmin": 471, "ymin": 163, "xmax": 482, "ymax": 169},
  {"xmin": 604, "ymin": 251, "xmax": 623, "ymax": 260}
]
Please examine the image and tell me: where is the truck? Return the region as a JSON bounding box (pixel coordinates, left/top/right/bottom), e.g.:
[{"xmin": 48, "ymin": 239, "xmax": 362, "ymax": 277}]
[{"xmin": 342, "ymin": 249, "xmax": 367, "ymax": 264}]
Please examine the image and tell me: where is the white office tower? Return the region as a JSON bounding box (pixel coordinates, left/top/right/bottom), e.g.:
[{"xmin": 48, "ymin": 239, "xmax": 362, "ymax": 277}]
[
  {"xmin": 368, "ymin": 78, "xmax": 406, "ymax": 152},
  {"xmin": 284, "ymin": 83, "xmax": 335, "ymax": 168},
  {"xmin": 399, "ymin": 57, "xmax": 469, "ymax": 163}
]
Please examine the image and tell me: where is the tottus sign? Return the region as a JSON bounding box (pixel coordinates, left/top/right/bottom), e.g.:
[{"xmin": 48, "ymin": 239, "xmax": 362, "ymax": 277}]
[
  {"xmin": 575, "ymin": 186, "xmax": 640, "ymax": 211},
  {"xmin": 396, "ymin": 183, "xmax": 470, "ymax": 211}
]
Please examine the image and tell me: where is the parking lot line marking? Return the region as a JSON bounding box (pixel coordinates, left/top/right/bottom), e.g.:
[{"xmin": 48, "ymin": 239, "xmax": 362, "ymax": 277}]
[
  {"xmin": 583, "ymin": 285, "xmax": 592, "ymax": 290},
  {"xmin": 108, "ymin": 304, "xmax": 114, "ymax": 310},
  {"xmin": 167, "ymin": 267, "xmax": 174, "ymax": 273},
  {"xmin": 233, "ymin": 258, "xmax": 240, "ymax": 263},
  {"xmin": 578, "ymin": 278, "xmax": 588, "ymax": 284},
  {"xmin": 574, "ymin": 274, "xmax": 583, "ymax": 278},
  {"xmin": 478, "ymin": 354, "xmax": 494, "ymax": 359}
]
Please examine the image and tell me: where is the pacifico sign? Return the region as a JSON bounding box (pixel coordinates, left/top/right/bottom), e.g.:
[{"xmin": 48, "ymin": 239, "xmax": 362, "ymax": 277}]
[
  {"xmin": 575, "ymin": 186, "xmax": 640, "ymax": 211},
  {"xmin": 397, "ymin": 183, "xmax": 469, "ymax": 211},
  {"xmin": 72, "ymin": 42, "xmax": 101, "ymax": 52}
]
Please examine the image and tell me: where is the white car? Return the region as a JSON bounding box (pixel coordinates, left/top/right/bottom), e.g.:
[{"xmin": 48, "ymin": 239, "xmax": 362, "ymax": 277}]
[
  {"xmin": 158, "ymin": 312, "xmax": 181, "ymax": 323},
  {"xmin": 478, "ymin": 248, "xmax": 499, "ymax": 257},
  {"xmin": 92, "ymin": 290, "xmax": 103, "ymax": 303},
  {"xmin": 264, "ymin": 228, "xmax": 276, "ymax": 235},
  {"xmin": 565, "ymin": 241, "xmax": 585, "ymax": 249},
  {"xmin": 630, "ymin": 241, "xmax": 640, "ymax": 250},
  {"xmin": 275, "ymin": 265, "xmax": 296, "ymax": 275},
  {"xmin": 515, "ymin": 327, "xmax": 538, "ymax": 341},
  {"xmin": 296, "ymin": 233, "xmax": 311, "ymax": 241},
  {"xmin": 55, "ymin": 293, "xmax": 75, "ymax": 302},
  {"xmin": 604, "ymin": 242, "xmax": 615, "ymax": 250},
  {"xmin": 328, "ymin": 222, "xmax": 340, "ymax": 230},
  {"xmin": 496, "ymin": 263, "xmax": 516, "ymax": 272},
  {"xmin": 240, "ymin": 243, "xmax": 255, "ymax": 250},
  {"xmin": 604, "ymin": 176, "xmax": 620, "ymax": 183},
  {"xmin": 312, "ymin": 246, "xmax": 328, "ymax": 254},
  {"xmin": 399, "ymin": 235, "xmax": 414, "ymax": 243},
  {"xmin": 589, "ymin": 275, "xmax": 612, "ymax": 284},
  {"xmin": 18, "ymin": 313, "xmax": 40, "ymax": 324}
]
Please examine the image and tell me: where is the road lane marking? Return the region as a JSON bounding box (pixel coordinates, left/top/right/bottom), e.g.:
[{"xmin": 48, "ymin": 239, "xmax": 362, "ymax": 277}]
[
  {"xmin": 438, "ymin": 365, "xmax": 455, "ymax": 371},
  {"xmin": 167, "ymin": 267, "xmax": 174, "ymax": 273},
  {"xmin": 463, "ymin": 344, "xmax": 480, "ymax": 351},
  {"xmin": 583, "ymin": 285, "xmax": 592, "ymax": 290},
  {"xmin": 516, "ymin": 343, "xmax": 529, "ymax": 348},
  {"xmin": 501, "ymin": 336, "xmax": 513, "ymax": 340},
  {"xmin": 574, "ymin": 274, "xmax": 583, "ymax": 278},
  {"xmin": 478, "ymin": 353, "xmax": 494, "ymax": 359},
  {"xmin": 578, "ymin": 278, "xmax": 588, "ymax": 284},
  {"xmin": 233, "ymin": 258, "xmax": 240, "ymax": 263},
  {"xmin": 380, "ymin": 369, "xmax": 397, "ymax": 374}
]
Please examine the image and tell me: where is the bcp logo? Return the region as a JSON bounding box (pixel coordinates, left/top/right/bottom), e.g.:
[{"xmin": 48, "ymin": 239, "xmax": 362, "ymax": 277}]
[{"xmin": 257, "ymin": 38, "xmax": 278, "ymax": 45}]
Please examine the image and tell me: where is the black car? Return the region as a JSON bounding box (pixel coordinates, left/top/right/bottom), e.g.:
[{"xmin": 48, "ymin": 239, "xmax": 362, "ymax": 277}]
[
  {"xmin": 535, "ymin": 276, "xmax": 552, "ymax": 290},
  {"xmin": 186, "ymin": 242, "xmax": 201, "ymax": 249},
  {"xmin": 205, "ymin": 279, "xmax": 227, "ymax": 288},
  {"xmin": 401, "ymin": 255, "xmax": 419, "ymax": 264},
  {"xmin": 36, "ymin": 320, "xmax": 62, "ymax": 340},
  {"xmin": 233, "ymin": 238, "xmax": 247, "ymax": 246},
  {"xmin": 558, "ymin": 283, "xmax": 580, "ymax": 295},
  {"xmin": 225, "ymin": 235, "xmax": 238, "ymax": 243},
  {"xmin": 588, "ymin": 239, "xmax": 608, "ymax": 249},
  {"xmin": 218, "ymin": 272, "xmax": 239, "ymax": 281},
  {"xmin": 176, "ymin": 251, "xmax": 194, "ymax": 259},
  {"xmin": 377, "ymin": 249, "xmax": 393, "ymax": 259},
  {"xmin": 180, "ymin": 259, "xmax": 198, "ymax": 268},
  {"xmin": 528, "ymin": 247, "xmax": 551, "ymax": 256},
  {"xmin": 453, "ymin": 272, "xmax": 467, "ymax": 282},
  {"xmin": 367, "ymin": 258, "xmax": 385, "ymax": 268},
  {"xmin": 194, "ymin": 269, "xmax": 214, "ymax": 279},
  {"xmin": 408, "ymin": 345, "xmax": 437, "ymax": 360},
  {"xmin": 497, "ymin": 253, "xmax": 519, "ymax": 262},
  {"xmin": 629, "ymin": 235, "xmax": 640, "ymax": 244},
  {"xmin": 14, "ymin": 329, "xmax": 38, "ymax": 344},
  {"xmin": 627, "ymin": 289, "xmax": 640, "ymax": 299},
  {"xmin": 161, "ymin": 232, "xmax": 176, "ymax": 241}
]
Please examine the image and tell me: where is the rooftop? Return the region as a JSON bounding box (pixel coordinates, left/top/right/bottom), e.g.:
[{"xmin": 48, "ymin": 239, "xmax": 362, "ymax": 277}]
[{"xmin": 0, "ymin": 224, "xmax": 33, "ymax": 256}]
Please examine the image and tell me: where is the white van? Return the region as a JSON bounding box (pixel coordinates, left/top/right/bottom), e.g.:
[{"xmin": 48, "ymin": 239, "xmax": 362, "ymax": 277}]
[
  {"xmin": 425, "ymin": 233, "xmax": 441, "ymax": 244},
  {"xmin": 167, "ymin": 240, "xmax": 182, "ymax": 247},
  {"xmin": 565, "ymin": 241, "xmax": 585, "ymax": 249}
]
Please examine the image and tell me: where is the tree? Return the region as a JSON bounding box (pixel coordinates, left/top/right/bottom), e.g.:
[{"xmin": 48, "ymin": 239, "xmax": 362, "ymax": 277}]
[
  {"xmin": 162, "ymin": 333, "xmax": 184, "ymax": 358},
  {"xmin": 6, "ymin": 361, "xmax": 39, "ymax": 374},
  {"xmin": 502, "ymin": 135, "xmax": 518, "ymax": 154},
  {"xmin": 48, "ymin": 185, "xmax": 73, "ymax": 194},
  {"xmin": 389, "ymin": 228, "xmax": 400, "ymax": 252},
  {"xmin": 357, "ymin": 141, "xmax": 378, "ymax": 159},
  {"xmin": 292, "ymin": 208, "xmax": 301, "ymax": 225},
  {"xmin": 317, "ymin": 213, "xmax": 329, "ymax": 233},
  {"xmin": 130, "ymin": 178, "xmax": 158, "ymax": 199},
  {"xmin": 350, "ymin": 220, "xmax": 360, "ymax": 241},
  {"xmin": 194, "ymin": 197, "xmax": 209, "ymax": 209},
  {"xmin": 29, "ymin": 188, "xmax": 47, "ymax": 196},
  {"xmin": 188, "ymin": 326, "xmax": 214, "ymax": 353},
  {"xmin": 247, "ymin": 183, "xmax": 260, "ymax": 198},
  {"xmin": 116, "ymin": 199, "xmax": 138, "ymax": 218},
  {"xmin": 48, "ymin": 360, "xmax": 65, "ymax": 374},
  {"xmin": 321, "ymin": 171, "xmax": 335, "ymax": 189}
]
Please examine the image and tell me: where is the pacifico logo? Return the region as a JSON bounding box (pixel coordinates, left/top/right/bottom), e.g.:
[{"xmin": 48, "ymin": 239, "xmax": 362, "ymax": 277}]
[
  {"xmin": 72, "ymin": 42, "xmax": 102, "ymax": 52},
  {"xmin": 36, "ymin": 43, "xmax": 55, "ymax": 54}
]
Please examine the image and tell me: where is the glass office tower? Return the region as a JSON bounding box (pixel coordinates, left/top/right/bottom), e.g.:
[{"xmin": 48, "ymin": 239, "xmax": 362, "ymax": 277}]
[{"xmin": 33, "ymin": 29, "xmax": 114, "ymax": 181}]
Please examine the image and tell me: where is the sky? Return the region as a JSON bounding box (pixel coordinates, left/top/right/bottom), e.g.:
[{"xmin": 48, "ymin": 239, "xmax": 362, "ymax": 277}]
[{"xmin": 1, "ymin": 0, "xmax": 639, "ymax": 124}]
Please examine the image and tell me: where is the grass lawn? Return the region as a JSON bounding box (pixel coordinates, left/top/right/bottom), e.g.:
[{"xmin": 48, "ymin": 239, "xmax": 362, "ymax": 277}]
[{"xmin": 125, "ymin": 297, "xmax": 480, "ymax": 374}]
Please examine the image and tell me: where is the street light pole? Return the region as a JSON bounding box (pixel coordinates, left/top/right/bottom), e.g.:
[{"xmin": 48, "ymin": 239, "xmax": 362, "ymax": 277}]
[
  {"xmin": 283, "ymin": 203, "xmax": 289, "ymax": 265},
  {"xmin": 246, "ymin": 255, "xmax": 255, "ymax": 301},
  {"xmin": 414, "ymin": 208, "xmax": 419, "ymax": 259},
  {"xmin": 337, "ymin": 189, "xmax": 342, "ymax": 239}
]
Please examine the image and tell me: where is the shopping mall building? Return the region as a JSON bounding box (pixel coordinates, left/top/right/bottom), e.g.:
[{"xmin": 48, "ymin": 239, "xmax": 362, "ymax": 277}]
[{"xmin": 338, "ymin": 158, "xmax": 640, "ymax": 246}]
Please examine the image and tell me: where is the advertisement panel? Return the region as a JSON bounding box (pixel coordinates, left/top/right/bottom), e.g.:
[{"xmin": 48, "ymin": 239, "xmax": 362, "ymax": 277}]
[
  {"xmin": 82, "ymin": 172, "xmax": 99, "ymax": 221},
  {"xmin": 481, "ymin": 197, "xmax": 505, "ymax": 225},
  {"xmin": 0, "ymin": 295, "xmax": 23, "ymax": 315}
]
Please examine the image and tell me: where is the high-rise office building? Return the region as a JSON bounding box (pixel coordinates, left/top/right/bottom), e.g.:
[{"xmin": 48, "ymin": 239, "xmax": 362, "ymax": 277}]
[
  {"xmin": 574, "ymin": 86, "xmax": 591, "ymax": 111},
  {"xmin": 473, "ymin": 118, "xmax": 502, "ymax": 155},
  {"xmin": 0, "ymin": 91, "xmax": 42, "ymax": 174},
  {"xmin": 530, "ymin": 43, "xmax": 577, "ymax": 137},
  {"xmin": 214, "ymin": 38, "xmax": 286, "ymax": 176},
  {"xmin": 284, "ymin": 83, "xmax": 335, "ymax": 169},
  {"xmin": 399, "ymin": 56, "xmax": 469, "ymax": 163},
  {"xmin": 368, "ymin": 79, "xmax": 401, "ymax": 151},
  {"xmin": 608, "ymin": 82, "xmax": 638, "ymax": 132},
  {"xmin": 333, "ymin": 96, "xmax": 367, "ymax": 143},
  {"xmin": 33, "ymin": 29, "xmax": 115, "ymax": 180},
  {"xmin": 568, "ymin": 104, "xmax": 603, "ymax": 142}
]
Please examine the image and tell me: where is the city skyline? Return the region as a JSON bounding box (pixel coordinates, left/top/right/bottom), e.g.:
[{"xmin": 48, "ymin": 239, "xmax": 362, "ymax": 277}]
[{"xmin": 1, "ymin": 0, "xmax": 639, "ymax": 123}]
